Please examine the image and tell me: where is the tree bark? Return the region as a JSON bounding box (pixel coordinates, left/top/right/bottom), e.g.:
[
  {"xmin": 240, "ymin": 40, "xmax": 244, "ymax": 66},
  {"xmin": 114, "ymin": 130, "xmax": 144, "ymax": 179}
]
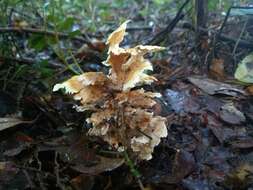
[
  {"xmin": 195, "ymin": 0, "xmax": 208, "ymax": 29},
  {"xmin": 195, "ymin": 0, "xmax": 208, "ymax": 40}
]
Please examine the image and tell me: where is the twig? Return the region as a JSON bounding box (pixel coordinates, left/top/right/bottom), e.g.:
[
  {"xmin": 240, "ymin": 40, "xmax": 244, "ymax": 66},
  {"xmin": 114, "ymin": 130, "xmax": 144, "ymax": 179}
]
[
  {"xmin": 137, "ymin": 179, "xmax": 145, "ymax": 190},
  {"xmin": 104, "ymin": 176, "xmax": 112, "ymax": 190},
  {"xmin": 126, "ymin": 26, "xmax": 153, "ymax": 31},
  {"xmin": 0, "ymin": 56, "xmax": 64, "ymax": 68},
  {"xmin": 136, "ymin": 128, "xmax": 152, "ymax": 140},
  {"xmin": 216, "ymin": 7, "xmax": 232, "ymax": 43},
  {"xmin": 217, "ymin": 6, "xmax": 253, "ymax": 39},
  {"xmin": 36, "ymin": 173, "xmax": 47, "ymax": 190},
  {"xmin": 16, "ymin": 165, "xmax": 56, "ymax": 179},
  {"xmin": 104, "ymin": 26, "xmax": 153, "ymax": 34},
  {"xmin": 214, "ymin": 6, "xmax": 253, "ymax": 55},
  {"xmin": 54, "ymin": 152, "xmax": 65, "ymax": 190},
  {"xmin": 232, "ymin": 18, "xmax": 248, "ymax": 56},
  {"xmin": 0, "ymin": 27, "xmax": 89, "ymax": 43},
  {"xmin": 22, "ymin": 169, "xmax": 35, "ymax": 189},
  {"xmin": 182, "ymin": 22, "xmax": 253, "ymax": 49},
  {"xmin": 34, "ymin": 149, "xmax": 46, "ymax": 190},
  {"xmin": 146, "ymin": 0, "xmax": 190, "ymax": 45}
]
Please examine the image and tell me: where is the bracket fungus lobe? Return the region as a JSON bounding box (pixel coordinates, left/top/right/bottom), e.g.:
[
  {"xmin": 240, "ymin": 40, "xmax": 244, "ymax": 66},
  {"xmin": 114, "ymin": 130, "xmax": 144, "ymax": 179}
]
[{"xmin": 53, "ymin": 21, "xmax": 167, "ymax": 160}]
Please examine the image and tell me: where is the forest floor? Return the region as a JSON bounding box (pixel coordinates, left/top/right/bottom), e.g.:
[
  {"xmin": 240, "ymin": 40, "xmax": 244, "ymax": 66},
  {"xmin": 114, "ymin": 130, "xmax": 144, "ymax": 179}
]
[{"xmin": 0, "ymin": 1, "xmax": 253, "ymax": 190}]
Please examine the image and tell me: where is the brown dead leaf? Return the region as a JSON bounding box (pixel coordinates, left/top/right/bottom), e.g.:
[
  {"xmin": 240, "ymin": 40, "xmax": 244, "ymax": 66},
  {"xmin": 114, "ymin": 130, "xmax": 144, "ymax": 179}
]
[
  {"xmin": 210, "ymin": 58, "xmax": 225, "ymax": 79},
  {"xmin": 89, "ymin": 40, "xmax": 106, "ymax": 52},
  {"xmin": 71, "ymin": 156, "xmax": 124, "ymax": 175},
  {"xmin": 246, "ymin": 85, "xmax": 253, "ymax": 95},
  {"xmin": 159, "ymin": 150, "xmax": 196, "ymax": 184},
  {"xmin": 58, "ymin": 136, "xmax": 124, "ymax": 174}
]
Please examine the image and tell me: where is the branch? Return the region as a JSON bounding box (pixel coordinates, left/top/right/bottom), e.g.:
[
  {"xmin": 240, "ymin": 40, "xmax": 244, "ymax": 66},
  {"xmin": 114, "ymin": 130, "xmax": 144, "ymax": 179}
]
[
  {"xmin": 146, "ymin": 0, "xmax": 190, "ymax": 45},
  {"xmin": 0, "ymin": 56, "xmax": 64, "ymax": 68},
  {"xmin": 0, "ymin": 27, "xmax": 88, "ymax": 43},
  {"xmin": 182, "ymin": 22, "xmax": 253, "ymax": 49}
]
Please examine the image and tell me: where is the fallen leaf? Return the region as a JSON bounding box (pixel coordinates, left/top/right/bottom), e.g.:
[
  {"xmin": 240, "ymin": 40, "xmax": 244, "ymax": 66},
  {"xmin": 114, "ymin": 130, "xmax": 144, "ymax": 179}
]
[
  {"xmin": 71, "ymin": 156, "xmax": 124, "ymax": 175},
  {"xmin": 230, "ymin": 138, "xmax": 253, "ymax": 149},
  {"xmin": 246, "ymin": 85, "xmax": 253, "ymax": 95},
  {"xmin": 59, "ymin": 136, "xmax": 124, "ymax": 175},
  {"xmin": 160, "ymin": 150, "xmax": 195, "ymax": 184},
  {"xmin": 171, "ymin": 150, "xmax": 195, "ymax": 181},
  {"xmin": 0, "ymin": 117, "xmax": 29, "ymax": 132},
  {"xmin": 224, "ymin": 162, "xmax": 253, "ymax": 189},
  {"xmin": 206, "ymin": 115, "xmax": 226, "ymax": 143},
  {"xmin": 15, "ymin": 133, "xmax": 34, "ymax": 143},
  {"xmin": 235, "ymin": 52, "xmax": 253, "ymax": 83},
  {"xmin": 3, "ymin": 145, "xmax": 29, "ymax": 157},
  {"xmin": 219, "ymin": 102, "xmax": 246, "ymax": 124},
  {"xmin": 164, "ymin": 89, "xmax": 200, "ymax": 114},
  {"xmin": 210, "ymin": 58, "xmax": 225, "ymax": 78},
  {"xmin": 182, "ymin": 178, "xmax": 215, "ymax": 190},
  {"xmin": 188, "ymin": 76, "xmax": 246, "ymax": 96}
]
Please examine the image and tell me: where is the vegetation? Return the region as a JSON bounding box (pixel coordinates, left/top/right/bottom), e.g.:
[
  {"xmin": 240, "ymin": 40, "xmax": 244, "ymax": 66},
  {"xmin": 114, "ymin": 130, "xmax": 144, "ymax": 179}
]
[{"xmin": 0, "ymin": 0, "xmax": 253, "ymax": 190}]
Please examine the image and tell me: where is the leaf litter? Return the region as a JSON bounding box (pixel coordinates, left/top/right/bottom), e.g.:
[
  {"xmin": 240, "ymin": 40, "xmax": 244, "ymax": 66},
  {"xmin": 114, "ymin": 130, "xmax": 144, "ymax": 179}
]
[{"xmin": 1, "ymin": 14, "xmax": 253, "ymax": 190}]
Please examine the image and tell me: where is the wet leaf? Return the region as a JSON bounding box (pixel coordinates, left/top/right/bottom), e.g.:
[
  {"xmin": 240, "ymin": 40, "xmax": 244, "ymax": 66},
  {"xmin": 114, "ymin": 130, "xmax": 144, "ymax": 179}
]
[
  {"xmin": 219, "ymin": 102, "xmax": 246, "ymax": 124},
  {"xmin": 246, "ymin": 85, "xmax": 253, "ymax": 95},
  {"xmin": 3, "ymin": 145, "xmax": 28, "ymax": 157},
  {"xmin": 164, "ymin": 89, "xmax": 200, "ymax": 114},
  {"xmin": 160, "ymin": 150, "xmax": 195, "ymax": 184},
  {"xmin": 188, "ymin": 76, "xmax": 246, "ymax": 96},
  {"xmin": 182, "ymin": 178, "xmax": 213, "ymax": 190},
  {"xmin": 235, "ymin": 52, "xmax": 253, "ymax": 83},
  {"xmin": 230, "ymin": 138, "xmax": 253, "ymax": 149},
  {"xmin": 224, "ymin": 162, "xmax": 253, "ymax": 189},
  {"xmin": 0, "ymin": 117, "xmax": 28, "ymax": 132},
  {"xmin": 71, "ymin": 156, "xmax": 124, "ymax": 175},
  {"xmin": 58, "ymin": 136, "xmax": 124, "ymax": 175}
]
